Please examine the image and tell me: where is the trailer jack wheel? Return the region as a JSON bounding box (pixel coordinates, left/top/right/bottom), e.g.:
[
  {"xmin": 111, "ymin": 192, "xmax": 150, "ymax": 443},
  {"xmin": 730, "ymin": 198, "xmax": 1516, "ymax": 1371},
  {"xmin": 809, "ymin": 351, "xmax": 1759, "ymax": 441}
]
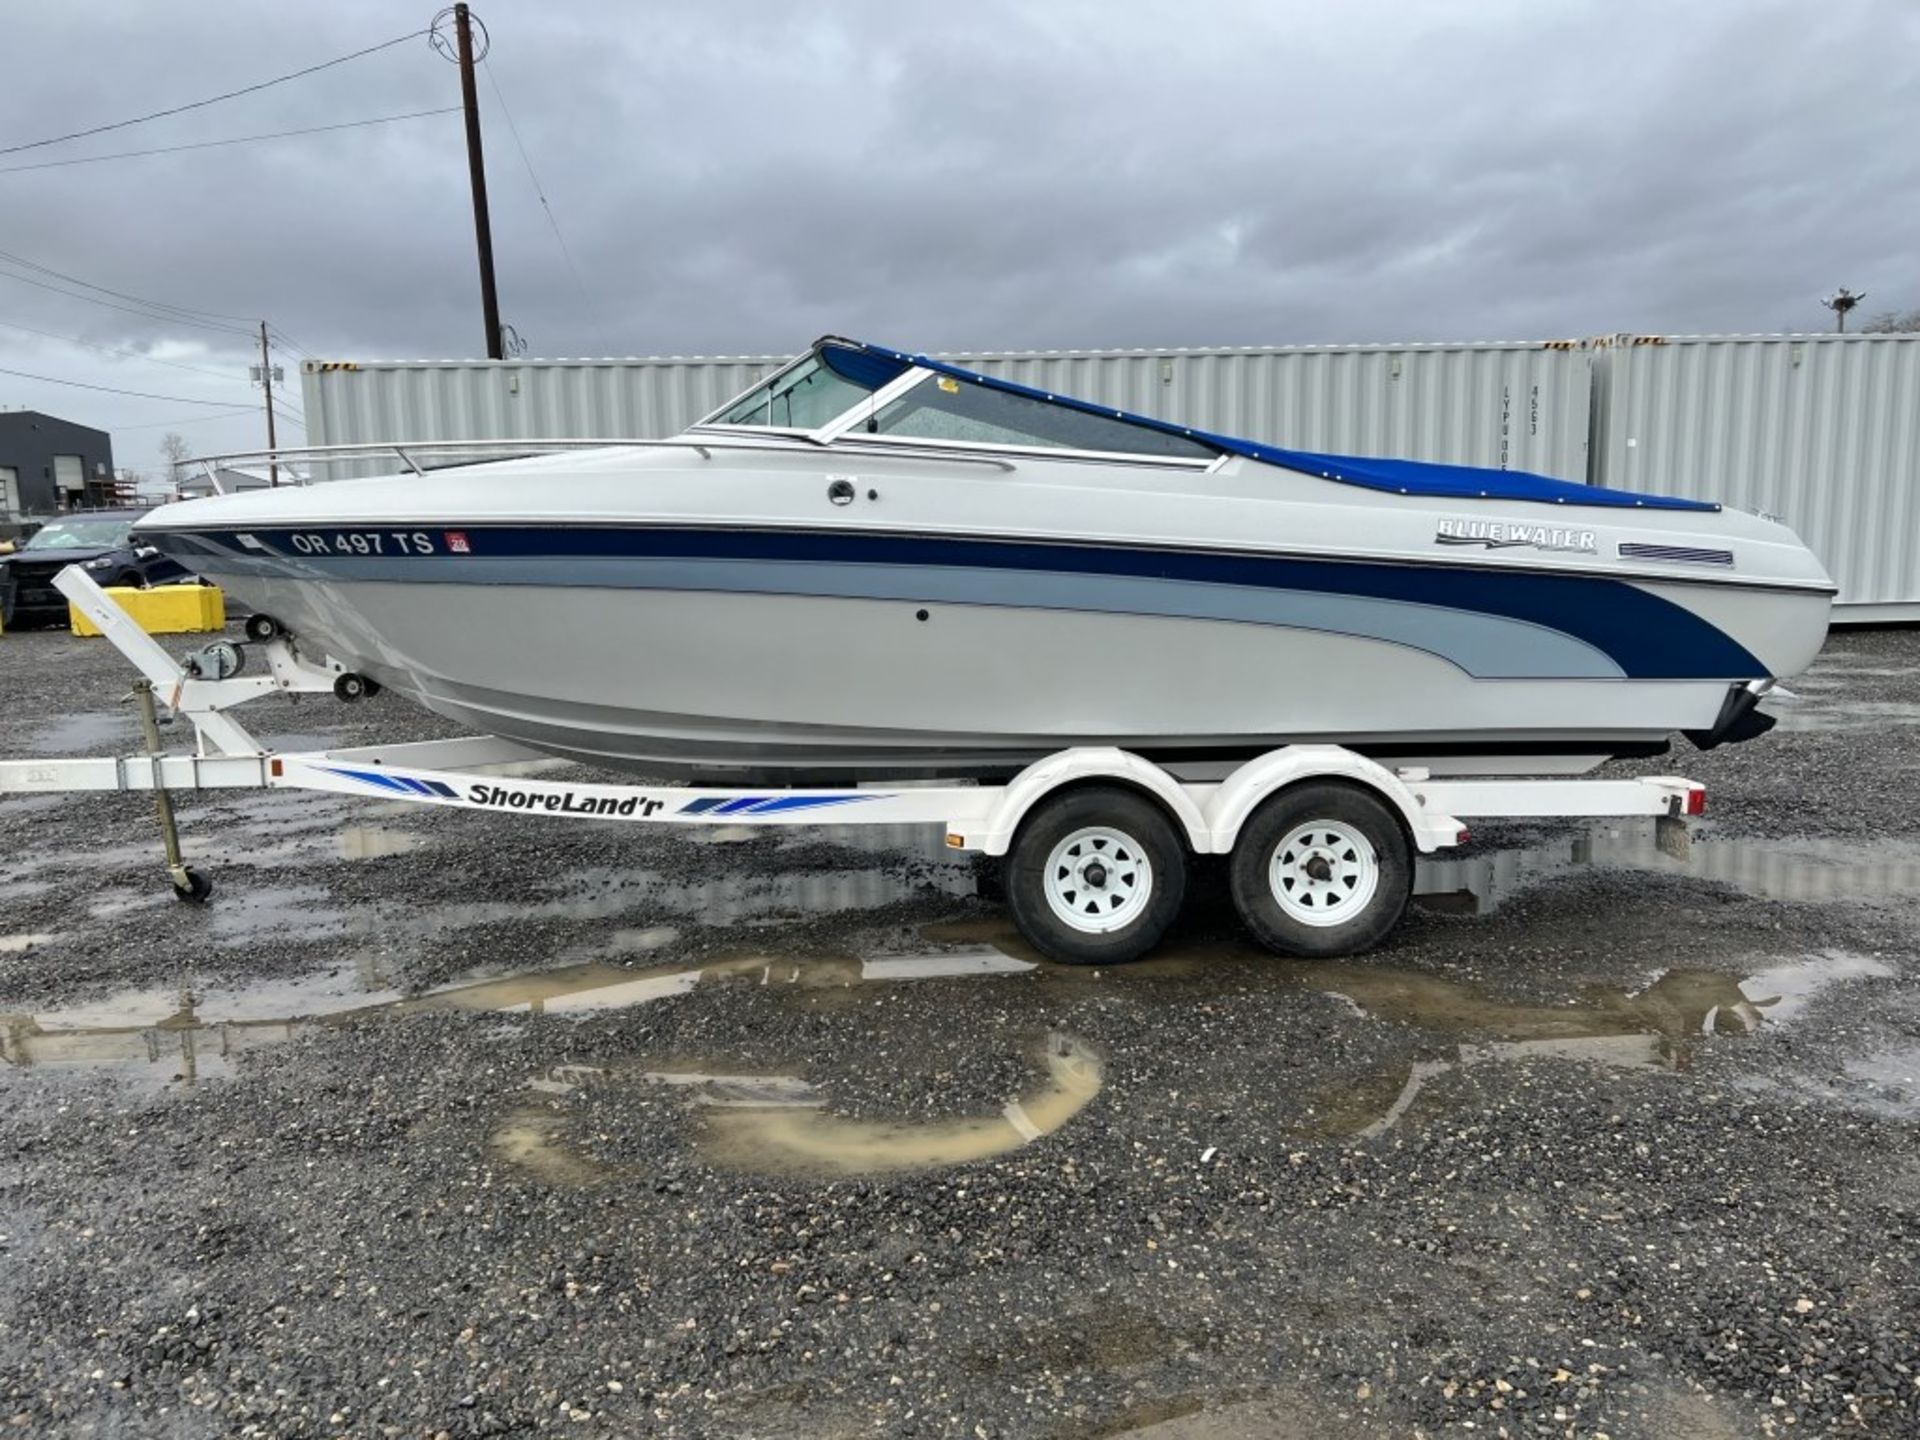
[
  {"xmin": 171, "ymin": 867, "xmax": 213, "ymax": 904},
  {"xmin": 1005, "ymin": 786, "xmax": 1186, "ymax": 966}
]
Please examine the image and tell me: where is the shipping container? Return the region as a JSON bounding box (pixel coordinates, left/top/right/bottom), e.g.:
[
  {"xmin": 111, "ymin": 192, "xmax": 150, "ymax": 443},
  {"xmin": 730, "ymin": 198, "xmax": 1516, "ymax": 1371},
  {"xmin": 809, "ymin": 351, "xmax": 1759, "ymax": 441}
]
[
  {"xmin": 301, "ymin": 354, "xmax": 786, "ymax": 473},
  {"xmin": 302, "ymin": 340, "xmax": 1594, "ymax": 482},
  {"xmin": 1590, "ymin": 333, "xmax": 1920, "ymax": 620}
]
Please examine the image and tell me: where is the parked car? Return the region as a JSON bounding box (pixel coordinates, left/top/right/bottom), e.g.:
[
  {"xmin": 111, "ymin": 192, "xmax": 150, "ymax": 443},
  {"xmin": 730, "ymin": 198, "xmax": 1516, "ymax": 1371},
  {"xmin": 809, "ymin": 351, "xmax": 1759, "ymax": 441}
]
[{"xmin": 0, "ymin": 510, "xmax": 190, "ymax": 628}]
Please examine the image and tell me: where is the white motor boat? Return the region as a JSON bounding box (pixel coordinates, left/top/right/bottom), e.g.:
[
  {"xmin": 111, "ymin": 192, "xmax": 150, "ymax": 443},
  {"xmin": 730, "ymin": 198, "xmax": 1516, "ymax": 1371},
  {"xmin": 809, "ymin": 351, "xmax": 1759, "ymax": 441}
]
[{"xmin": 138, "ymin": 337, "xmax": 1835, "ymax": 781}]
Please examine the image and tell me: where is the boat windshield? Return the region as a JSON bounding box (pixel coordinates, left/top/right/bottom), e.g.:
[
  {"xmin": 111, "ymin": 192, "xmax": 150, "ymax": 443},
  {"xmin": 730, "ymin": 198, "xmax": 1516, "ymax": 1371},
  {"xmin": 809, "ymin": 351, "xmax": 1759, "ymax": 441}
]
[
  {"xmin": 710, "ymin": 353, "xmax": 881, "ymax": 429},
  {"xmin": 863, "ymin": 374, "xmax": 1217, "ymax": 459}
]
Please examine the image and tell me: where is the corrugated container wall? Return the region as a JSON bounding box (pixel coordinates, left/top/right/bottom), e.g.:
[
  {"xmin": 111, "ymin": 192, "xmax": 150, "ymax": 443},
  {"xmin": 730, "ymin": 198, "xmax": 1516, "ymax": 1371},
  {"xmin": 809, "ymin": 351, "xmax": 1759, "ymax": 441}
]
[
  {"xmin": 1590, "ymin": 334, "xmax": 1920, "ymax": 619},
  {"xmin": 949, "ymin": 343, "xmax": 1592, "ymax": 480},
  {"xmin": 303, "ymin": 342, "xmax": 1594, "ymax": 482},
  {"xmin": 301, "ymin": 356, "xmax": 787, "ymax": 469}
]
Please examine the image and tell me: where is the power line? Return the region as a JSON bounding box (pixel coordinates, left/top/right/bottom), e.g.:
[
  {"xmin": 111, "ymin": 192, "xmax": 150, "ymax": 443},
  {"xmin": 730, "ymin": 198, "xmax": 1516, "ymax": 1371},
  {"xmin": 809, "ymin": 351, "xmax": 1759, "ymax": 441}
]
[
  {"xmin": 0, "ymin": 263, "xmax": 257, "ymax": 336},
  {"xmin": 0, "ymin": 244, "xmax": 256, "ymax": 325},
  {"xmin": 267, "ymin": 324, "xmax": 315, "ymax": 359},
  {"xmin": 112, "ymin": 406, "xmax": 260, "ymax": 431},
  {"xmin": 0, "ymin": 30, "xmax": 429, "ymax": 158},
  {"xmin": 482, "ymin": 55, "xmax": 608, "ymax": 352},
  {"xmin": 0, "ymin": 107, "xmax": 461, "ymax": 176},
  {"xmin": 0, "ymin": 316, "xmax": 241, "ymax": 381},
  {"xmin": 0, "ymin": 364, "xmax": 246, "ymax": 407}
]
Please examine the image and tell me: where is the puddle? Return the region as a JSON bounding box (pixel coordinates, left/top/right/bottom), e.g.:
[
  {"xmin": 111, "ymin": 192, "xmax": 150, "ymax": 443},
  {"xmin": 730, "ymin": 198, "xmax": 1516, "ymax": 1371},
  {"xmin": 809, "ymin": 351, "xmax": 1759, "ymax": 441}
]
[
  {"xmin": 1415, "ymin": 820, "xmax": 1920, "ymax": 912},
  {"xmin": 0, "ymin": 948, "xmax": 1035, "ymax": 1085},
  {"xmin": 207, "ymin": 885, "xmax": 352, "ymax": 946},
  {"xmin": 209, "ymin": 861, "xmax": 980, "ymax": 948},
  {"xmin": 1771, "ymin": 698, "xmax": 1920, "ymax": 733},
  {"xmin": 257, "ymin": 731, "xmax": 349, "ymax": 753},
  {"xmin": 333, "ymin": 826, "xmax": 426, "ymax": 861},
  {"xmin": 489, "ymin": 1113, "xmax": 611, "ymax": 1186},
  {"xmin": 493, "ymin": 1031, "xmax": 1102, "ymax": 1184},
  {"xmin": 701, "ymin": 1031, "xmax": 1102, "ymax": 1176},
  {"xmin": 1839, "ymin": 1046, "xmax": 1920, "ymax": 1119},
  {"xmin": 1324, "ymin": 950, "xmax": 1895, "ymax": 1137},
  {"xmin": 28, "ymin": 711, "xmax": 134, "ymax": 755},
  {"xmin": 923, "ymin": 915, "xmax": 1899, "ymax": 1135}
]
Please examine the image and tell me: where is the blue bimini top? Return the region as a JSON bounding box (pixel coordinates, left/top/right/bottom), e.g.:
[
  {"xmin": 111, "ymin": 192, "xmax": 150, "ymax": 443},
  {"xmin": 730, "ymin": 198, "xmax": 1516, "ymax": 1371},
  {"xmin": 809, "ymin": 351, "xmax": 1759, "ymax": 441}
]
[{"xmin": 842, "ymin": 339, "xmax": 1718, "ymax": 513}]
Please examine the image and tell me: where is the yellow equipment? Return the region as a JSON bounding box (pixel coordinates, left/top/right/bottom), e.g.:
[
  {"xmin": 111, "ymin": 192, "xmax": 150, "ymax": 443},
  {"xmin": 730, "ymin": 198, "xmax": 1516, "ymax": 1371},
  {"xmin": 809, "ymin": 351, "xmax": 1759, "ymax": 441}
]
[{"xmin": 69, "ymin": 584, "xmax": 225, "ymax": 637}]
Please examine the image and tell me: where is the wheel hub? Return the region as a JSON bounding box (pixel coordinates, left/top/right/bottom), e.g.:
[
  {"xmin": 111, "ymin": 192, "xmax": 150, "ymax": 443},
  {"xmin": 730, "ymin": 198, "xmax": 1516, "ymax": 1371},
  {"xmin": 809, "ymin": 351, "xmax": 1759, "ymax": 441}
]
[
  {"xmin": 1043, "ymin": 826, "xmax": 1154, "ymax": 935},
  {"xmin": 1269, "ymin": 820, "xmax": 1380, "ymax": 928}
]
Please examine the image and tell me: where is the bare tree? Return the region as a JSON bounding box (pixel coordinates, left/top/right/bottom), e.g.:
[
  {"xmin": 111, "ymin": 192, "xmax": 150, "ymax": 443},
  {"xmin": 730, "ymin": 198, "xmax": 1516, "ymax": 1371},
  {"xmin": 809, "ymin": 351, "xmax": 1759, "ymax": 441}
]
[
  {"xmin": 1861, "ymin": 307, "xmax": 1920, "ymax": 333},
  {"xmin": 158, "ymin": 433, "xmax": 192, "ymax": 494}
]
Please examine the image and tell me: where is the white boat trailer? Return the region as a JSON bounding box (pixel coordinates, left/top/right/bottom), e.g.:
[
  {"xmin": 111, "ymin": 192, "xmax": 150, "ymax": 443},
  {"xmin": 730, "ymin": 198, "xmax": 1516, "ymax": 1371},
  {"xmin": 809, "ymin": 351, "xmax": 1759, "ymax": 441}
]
[{"xmin": 2, "ymin": 569, "xmax": 1706, "ymax": 964}]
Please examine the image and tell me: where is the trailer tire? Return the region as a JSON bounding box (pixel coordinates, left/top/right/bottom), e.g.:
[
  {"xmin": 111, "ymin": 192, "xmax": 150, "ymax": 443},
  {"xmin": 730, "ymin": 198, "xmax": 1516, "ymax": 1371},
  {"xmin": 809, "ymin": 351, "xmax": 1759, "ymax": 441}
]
[
  {"xmin": 1230, "ymin": 782, "xmax": 1411, "ymax": 958},
  {"xmin": 1005, "ymin": 786, "xmax": 1186, "ymax": 966}
]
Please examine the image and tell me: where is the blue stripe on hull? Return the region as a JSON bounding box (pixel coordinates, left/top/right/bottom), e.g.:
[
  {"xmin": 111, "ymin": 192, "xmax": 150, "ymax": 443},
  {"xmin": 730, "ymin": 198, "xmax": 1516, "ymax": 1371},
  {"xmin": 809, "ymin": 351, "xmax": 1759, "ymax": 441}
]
[{"xmin": 152, "ymin": 525, "xmax": 1768, "ymax": 681}]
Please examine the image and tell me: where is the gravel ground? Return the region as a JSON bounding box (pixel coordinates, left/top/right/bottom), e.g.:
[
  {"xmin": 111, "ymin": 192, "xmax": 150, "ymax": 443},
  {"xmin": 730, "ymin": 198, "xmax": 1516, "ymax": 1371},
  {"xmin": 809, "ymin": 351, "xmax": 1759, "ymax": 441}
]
[{"xmin": 2, "ymin": 622, "xmax": 1917, "ymax": 1439}]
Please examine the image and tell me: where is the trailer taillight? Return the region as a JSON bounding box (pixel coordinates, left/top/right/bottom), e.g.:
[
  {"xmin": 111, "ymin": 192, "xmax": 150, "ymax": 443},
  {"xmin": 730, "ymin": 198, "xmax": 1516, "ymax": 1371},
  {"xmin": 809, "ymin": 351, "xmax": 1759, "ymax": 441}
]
[{"xmin": 1686, "ymin": 788, "xmax": 1706, "ymax": 817}]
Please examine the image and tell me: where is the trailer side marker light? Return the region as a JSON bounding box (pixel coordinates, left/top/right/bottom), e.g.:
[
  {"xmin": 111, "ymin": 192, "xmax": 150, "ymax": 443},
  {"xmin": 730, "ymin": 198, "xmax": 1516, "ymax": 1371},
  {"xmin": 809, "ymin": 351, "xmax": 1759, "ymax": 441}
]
[
  {"xmin": 270, "ymin": 759, "xmax": 283, "ymax": 777},
  {"xmin": 1687, "ymin": 788, "xmax": 1707, "ymax": 817},
  {"xmin": 945, "ymin": 833, "xmax": 964, "ymax": 848},
  {"xmin": 1456, "ymin": 828, "xmax": 1471, "ymax": 845}
]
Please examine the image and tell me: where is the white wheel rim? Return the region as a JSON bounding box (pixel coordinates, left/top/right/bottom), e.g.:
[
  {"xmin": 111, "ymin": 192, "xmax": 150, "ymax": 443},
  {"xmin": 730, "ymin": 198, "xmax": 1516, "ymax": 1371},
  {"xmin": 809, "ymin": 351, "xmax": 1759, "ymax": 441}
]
[
  {"xmin": 1043, "ymin": 826, "xmax": 1155, "ymax": 934},
  {"xmin": 1268, "ymin": 820, "xmax": 1379, "ymax": 928}
]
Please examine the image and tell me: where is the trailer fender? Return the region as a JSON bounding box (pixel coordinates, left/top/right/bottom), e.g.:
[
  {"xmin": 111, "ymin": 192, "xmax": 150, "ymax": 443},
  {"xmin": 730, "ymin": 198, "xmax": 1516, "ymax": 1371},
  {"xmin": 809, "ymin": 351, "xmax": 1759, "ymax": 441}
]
[
  {"xmin": 1204, "ymin": 745, "xmax": 1461, "ymax": 855},
  {"xmin": 951, "ymin": 747, "xmax": 1211, "ymax": 858}
]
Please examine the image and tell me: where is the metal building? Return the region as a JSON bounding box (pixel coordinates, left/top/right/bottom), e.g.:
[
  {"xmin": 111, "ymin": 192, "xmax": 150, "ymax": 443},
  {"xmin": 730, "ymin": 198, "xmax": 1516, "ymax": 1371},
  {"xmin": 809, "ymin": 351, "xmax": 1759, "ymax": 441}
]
[
  {"xmin": 0, "ymin": 410, "xmax": 115, "ymax": 524},
  {"xmin": 1589, "ymin": 333, "xmax": 1920, "ymax": 621}
]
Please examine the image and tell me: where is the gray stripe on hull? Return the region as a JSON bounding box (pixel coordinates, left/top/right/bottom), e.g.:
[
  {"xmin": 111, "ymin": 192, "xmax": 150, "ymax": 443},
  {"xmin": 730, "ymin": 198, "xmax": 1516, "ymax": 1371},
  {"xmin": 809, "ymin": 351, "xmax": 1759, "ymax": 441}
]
[{"xmin": 183, "ymin": 552, "xmax": 1621, "ymax": 680}]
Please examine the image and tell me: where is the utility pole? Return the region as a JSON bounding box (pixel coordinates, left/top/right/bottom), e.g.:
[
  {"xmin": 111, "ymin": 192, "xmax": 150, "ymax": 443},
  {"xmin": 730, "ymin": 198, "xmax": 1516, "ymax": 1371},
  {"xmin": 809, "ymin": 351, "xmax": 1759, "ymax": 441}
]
[
  {"xmin": 257, "ymin": 322, "xmax": 280, "ymax": 487},
  {"xmin": 1823, "ymin": 288, "xmax": 1863, "ymax": 333},
  {"xmin": 454, "ymin": 4, "xmax": 503, "ymax": 359}
]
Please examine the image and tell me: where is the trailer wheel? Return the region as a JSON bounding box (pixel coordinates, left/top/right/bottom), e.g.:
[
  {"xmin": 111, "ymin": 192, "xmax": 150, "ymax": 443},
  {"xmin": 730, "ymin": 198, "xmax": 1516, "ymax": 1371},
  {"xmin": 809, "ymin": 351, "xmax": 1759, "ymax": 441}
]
[
  {"xmin": 1230, "ymin": 782, "xmax": 1411, "ymax": 958},
  {"xmin": 1006, "ymin": 786, "xmax": 1186, "ymax": 966}
]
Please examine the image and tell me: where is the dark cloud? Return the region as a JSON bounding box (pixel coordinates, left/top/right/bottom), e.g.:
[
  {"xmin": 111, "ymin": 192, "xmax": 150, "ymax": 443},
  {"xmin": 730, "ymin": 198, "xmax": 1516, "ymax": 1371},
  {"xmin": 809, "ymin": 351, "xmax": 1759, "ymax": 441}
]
[{"xmin": 0, "ymin": 0, "xmax": 1914, "ymax": 465}]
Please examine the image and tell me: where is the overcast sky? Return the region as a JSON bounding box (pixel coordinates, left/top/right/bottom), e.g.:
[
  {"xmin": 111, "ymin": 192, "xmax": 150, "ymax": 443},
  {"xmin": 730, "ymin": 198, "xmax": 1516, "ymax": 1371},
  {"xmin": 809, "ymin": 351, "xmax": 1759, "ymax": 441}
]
[{"xmin": 1, "ymin": 0, "xmax": 1916, "ymax": 469}]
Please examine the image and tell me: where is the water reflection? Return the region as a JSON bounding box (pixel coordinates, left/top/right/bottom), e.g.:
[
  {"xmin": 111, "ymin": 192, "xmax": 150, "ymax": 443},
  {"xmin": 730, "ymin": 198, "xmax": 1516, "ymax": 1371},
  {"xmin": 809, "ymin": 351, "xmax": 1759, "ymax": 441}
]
[
  {"xmin": 0, "ymin": 947, "xmax": 1034, "ymax": 1085},
  {"xmin": 1415, "ymin": 819, "xmax": 1920, "ymax": 912},
  {"xmin": 1330, "ymin": 950, "xmax": 1893, "ymax": 1137},
  {"xmin": 702, "ymin": 1032, "xmax": 1103, "ymax": 1177},
  {"xmin": 492, "ymin": 1031, "xmax": 1103, "ymax": 1184}
]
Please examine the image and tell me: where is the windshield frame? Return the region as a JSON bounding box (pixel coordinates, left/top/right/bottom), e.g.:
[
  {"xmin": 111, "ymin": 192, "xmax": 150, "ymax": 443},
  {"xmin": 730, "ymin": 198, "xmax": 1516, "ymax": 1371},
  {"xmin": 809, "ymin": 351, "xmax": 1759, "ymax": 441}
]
[
  {"xmin": 693, "ymin": 342, "xmax": 1225, "ymax": 468},
  {"xmin": 695, "ymin": 351, "xmax": 826, "ymax": 436}
]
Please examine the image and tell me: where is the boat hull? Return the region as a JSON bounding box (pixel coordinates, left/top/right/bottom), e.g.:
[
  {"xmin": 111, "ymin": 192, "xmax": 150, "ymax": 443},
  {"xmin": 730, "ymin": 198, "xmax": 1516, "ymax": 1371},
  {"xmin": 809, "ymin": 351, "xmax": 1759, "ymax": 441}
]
[
  {"xmin": 135, "ymin": 437, "xmax": 1834, "ymax": 780},
  {"xmin": 180, "ymin": 568, "xmax": 1814, "ymax": 778}
]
